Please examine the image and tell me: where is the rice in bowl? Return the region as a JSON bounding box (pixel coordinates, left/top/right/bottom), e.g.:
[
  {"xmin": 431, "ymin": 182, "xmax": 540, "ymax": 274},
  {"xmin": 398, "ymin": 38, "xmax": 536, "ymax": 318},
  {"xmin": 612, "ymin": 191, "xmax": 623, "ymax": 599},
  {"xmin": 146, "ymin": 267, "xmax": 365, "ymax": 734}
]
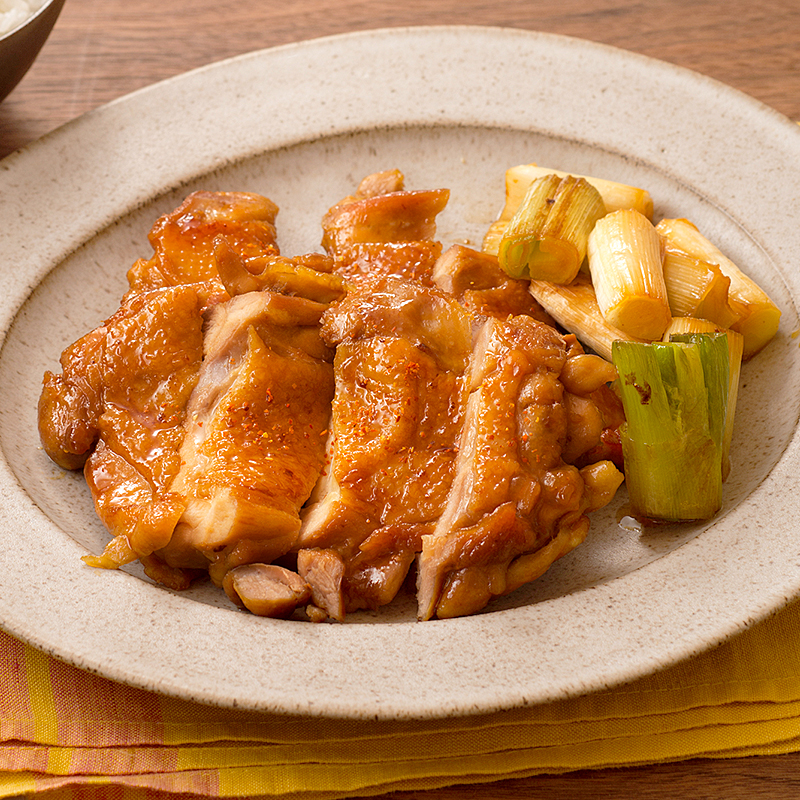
[{"xmin": 0, "ymin": 0, "xmax": 46, "ymax": 36}]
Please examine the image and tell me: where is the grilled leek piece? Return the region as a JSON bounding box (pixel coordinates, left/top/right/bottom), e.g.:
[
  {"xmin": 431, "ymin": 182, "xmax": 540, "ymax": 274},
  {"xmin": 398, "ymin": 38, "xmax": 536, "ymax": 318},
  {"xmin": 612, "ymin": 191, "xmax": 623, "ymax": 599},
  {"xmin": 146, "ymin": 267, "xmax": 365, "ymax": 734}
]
[
  {"xmin": 663, "ymin": 318, "xmax": 743, "ymax": 480},
  {"xmin": 483, "ymin": 164, "xmax": 653, "ymax": 255},
  {"xmin": 661, "ymin": 246, "xmax": 739, "ymax": 329},
  {"xmin": 496, "ymin": 174, "xmax": 606, "ymax": 283},
  {"xmin": 655, "ymin": 218, "xmax": 780, "ymax": 359},
  {"xmin": 587, "ymin": 209, "xmax": 671, "ymax": 341},
  {"xmin": 509, "ymin": 164, "xmax": 654, "ymax": 217},
  {"xmin": 613, "ymin": 334, "xmax": 731, "ymax": 521},
  {"xmin": 528, "ymin": 273, "xmax": 646, "ymax": 362}
]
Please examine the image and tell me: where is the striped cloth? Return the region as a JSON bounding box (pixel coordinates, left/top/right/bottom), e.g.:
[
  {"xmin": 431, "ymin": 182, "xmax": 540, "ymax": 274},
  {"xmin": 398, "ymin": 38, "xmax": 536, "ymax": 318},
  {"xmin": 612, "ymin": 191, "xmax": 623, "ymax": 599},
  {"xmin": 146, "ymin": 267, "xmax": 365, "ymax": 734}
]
[{"xmin": 3, "ymin": 592, "xmax": 800, "ymax": 799}]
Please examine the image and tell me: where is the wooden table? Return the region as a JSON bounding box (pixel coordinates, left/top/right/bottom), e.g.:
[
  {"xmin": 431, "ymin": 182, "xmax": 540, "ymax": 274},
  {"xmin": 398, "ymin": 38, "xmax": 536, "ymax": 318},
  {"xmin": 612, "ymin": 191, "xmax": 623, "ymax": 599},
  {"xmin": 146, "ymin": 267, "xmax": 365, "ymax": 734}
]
[{"xmin": 3, "ymin": 1, "xmax": 800, "ymax": 797}]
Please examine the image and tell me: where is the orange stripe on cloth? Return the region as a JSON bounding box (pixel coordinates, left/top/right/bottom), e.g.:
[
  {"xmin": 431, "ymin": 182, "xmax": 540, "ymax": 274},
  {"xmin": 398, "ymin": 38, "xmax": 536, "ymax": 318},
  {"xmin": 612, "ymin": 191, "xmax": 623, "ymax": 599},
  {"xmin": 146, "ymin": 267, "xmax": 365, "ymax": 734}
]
[
  {"xmin": 46, "ymin": 646, "xmax": 165, "ymax": 748},
  {"xmin": 0, "ymin": 745, "xmax": 181, "ymax": 777},
  {"xmin": 0, "ymin": 630, "xmax": 35, "ymax": 744},
  {"xmin": 24, "ymin": 768, "xmax": 223, "ymax": 797}
]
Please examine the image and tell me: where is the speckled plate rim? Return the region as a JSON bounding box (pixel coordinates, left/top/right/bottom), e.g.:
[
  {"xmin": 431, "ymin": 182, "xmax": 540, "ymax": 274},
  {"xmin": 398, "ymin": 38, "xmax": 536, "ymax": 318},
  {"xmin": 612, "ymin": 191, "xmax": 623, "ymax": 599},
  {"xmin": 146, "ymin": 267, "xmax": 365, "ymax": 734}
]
[{"xmin": 1, "ymin": 26, "xmax": 800, "ymax": 720}]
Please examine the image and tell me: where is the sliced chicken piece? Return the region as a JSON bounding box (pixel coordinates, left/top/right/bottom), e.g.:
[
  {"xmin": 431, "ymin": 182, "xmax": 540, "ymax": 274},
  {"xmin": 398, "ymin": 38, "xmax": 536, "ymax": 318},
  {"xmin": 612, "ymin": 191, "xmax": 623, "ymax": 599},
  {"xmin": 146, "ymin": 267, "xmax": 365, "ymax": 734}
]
[
  {"xmin": 127, "ymin": 191, "xmax": 279, "ymax": 295},
  {"xmin": 222, "ymin": 563, "xmax": 312, "ymax": 618},
  {"xmin": 161, "ymin": 291, "xmax": 335, "ymax": 580},
  {"xmin": 321, "ymin": 170, "xmax": 449, "ymax": 286},
  {"xmin": 417, "ymin": 315, "xmax": 624, "ymax": 620},
  {"xmin": 298, "ymin": 277, "xmax": 473, "ymax": 617},
  {"xmin": 37, "ymin": 286, "xmax": 206, "ymax": 582},
  {"xmin": 213, "ymin": 237, "xmax": 345, "ymax": 301},
  {"xmin": 432, "ymin": 244, "xmax": 554, "ymax": 323}
]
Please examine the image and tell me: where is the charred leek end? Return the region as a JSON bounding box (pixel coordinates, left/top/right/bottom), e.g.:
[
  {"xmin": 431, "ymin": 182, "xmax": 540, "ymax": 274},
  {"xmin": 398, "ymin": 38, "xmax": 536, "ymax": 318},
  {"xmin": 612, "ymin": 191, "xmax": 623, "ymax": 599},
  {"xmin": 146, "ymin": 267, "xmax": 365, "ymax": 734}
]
[
  {"xmin": 655, "ymin": 218, "xmax": 781, "ymax": 359},
  {"xmin": 612, "ymin": 334, "xmax": 731, "ymax": 521},
  {"xmin": 529, "ymin": 273, "xmax": 647, "ymax": 362},
  {"xmin": 587, "ymin": 209, "xmax": 671, "ymax": 341},
  {"xmin": 666, "ymin": 323, "xmax": 743, "ymax": 481},
  {"xmin": 497, "ymin": 174, "xmax": 606, "ymax": 283},
  {"xmin": 661, "ymin": 245, "xmax": 740, "ymax": 329},
  {"xmin": 482, "ymin": 163, "xmax": 652, "ymax": 255},
  {"xmin": 503, "ymin": 164, "xmax": 654, "ymax": 220}
]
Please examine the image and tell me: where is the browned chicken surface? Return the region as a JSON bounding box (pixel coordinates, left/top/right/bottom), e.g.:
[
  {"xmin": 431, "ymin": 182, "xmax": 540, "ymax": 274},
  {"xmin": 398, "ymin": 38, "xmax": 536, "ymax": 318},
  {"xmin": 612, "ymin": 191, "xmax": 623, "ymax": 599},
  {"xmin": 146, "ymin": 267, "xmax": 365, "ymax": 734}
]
[
  {"xmin": 39, "ymin": 285, "xmax": 206, "ymax": 587},
  {"xmin": 321, "ymin": 169, "xmax": 448, "ymax": 286},
  {"xmin": 432, "ymin": 243, "xmax": 555, "ymax": 323},
  {"xmin": 297, "ymin": 278, "xmax": 473, "ymax": 618},
  {"xmin": 417, "ymin": 315, "xmax": 623, "ymax": 620},
  {"xmin": 127, "ymin": 190, "xmax": 280, "ymax": 296},
  {"xmin": 38, "ymin": 174, "xmax": 625, "ymax": 621}
]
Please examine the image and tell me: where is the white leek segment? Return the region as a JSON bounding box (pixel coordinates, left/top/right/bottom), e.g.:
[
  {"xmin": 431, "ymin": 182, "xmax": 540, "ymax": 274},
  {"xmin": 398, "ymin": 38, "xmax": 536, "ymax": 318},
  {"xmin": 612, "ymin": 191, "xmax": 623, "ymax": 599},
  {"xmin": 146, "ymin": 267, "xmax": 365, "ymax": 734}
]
[
  {"xmin": 528, "ymin": 274, "xmax": 647, "ymax": 362},
  {"xmin": 655, "ymin": 218, "xmax": 780, "ymax": 359},
  {"xmin": 587, "ymin": 209, "xmax": 671, "ymax": 341},
  {"xmin": 612, "ymin": 333, "xmax": 731, "ymax": 521},
  {"xmin": 661, "ymin": 245, "xmax": 740, "ymax": 329},
  {"xmin": 496, "ymin": 174, "xmax": 606, "ymax": 283}
]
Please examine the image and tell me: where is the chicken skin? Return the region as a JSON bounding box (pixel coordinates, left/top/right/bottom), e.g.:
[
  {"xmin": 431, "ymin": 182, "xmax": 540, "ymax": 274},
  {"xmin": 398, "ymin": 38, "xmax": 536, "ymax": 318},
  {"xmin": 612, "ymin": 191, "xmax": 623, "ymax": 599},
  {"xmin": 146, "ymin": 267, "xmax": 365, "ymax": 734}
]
[
  {"xmin": 127, "ymin": 190, "xmax": 280, "ymax": 296},
  {"xmin": 38, "ymin": 177, "xmax": 625, "ymax": 621},
  {"xmin": 321, "ymin": 169, "xmax": 448, "ymax": 286},
  {"xmin": 39, "ymin": 191, "xmax": 343, "ymax": 594},
  {"xmin": 297, "ymin": 278, "xmax": 472, "ymax": 618}
]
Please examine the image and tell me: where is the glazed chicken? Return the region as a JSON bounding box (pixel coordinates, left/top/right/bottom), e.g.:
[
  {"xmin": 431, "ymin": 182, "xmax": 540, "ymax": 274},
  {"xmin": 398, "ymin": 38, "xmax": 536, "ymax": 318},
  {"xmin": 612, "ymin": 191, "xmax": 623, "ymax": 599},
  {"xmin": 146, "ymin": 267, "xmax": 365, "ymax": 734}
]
[
  {"xmin": 39, "ymin": 285, "xmax": 206, "ymax": 587},
  {"xmin": 126, "ymin": 190, "xmax": 280, "ymax": 297},
  {"xmin": 38, "ymin": 175, "xmax": 625, "ymax": 621},
  {"xmin": 321, "ymin": 169, "xmax": 448, "ymax": 286},
  {"xmin": 39, "ymin": 190, "xmax": 344, "ymax": 593},
  {"xmin": 433, "ymin": 244, "xmax": 625, "ymax": 470},
  {"xmin": 432, "ymin": 243, "xmax": 555, "ymax": 323},
  {"xmin": 417, "ymin": 314, "xmax": 623, "ymax": 620},
  {"xmin": 297, "ymin": 278, "xmax": 473, "ymax": 618},
  {"xmin": 294, "ymin": 173, "xmax": 624, "ymax": 621}
]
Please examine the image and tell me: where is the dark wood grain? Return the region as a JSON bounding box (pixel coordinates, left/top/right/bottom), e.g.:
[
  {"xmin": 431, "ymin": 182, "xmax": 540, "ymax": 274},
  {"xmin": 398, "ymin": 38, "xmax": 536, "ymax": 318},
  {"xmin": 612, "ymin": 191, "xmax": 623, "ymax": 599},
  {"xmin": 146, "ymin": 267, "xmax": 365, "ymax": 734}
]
[
  {"xmin": 3, "ymin": 0, "xmax": 800, "ymax": 795},
  {"xmin": 364, "ymin": 755, "xmax": 800, "ymax": 799}
]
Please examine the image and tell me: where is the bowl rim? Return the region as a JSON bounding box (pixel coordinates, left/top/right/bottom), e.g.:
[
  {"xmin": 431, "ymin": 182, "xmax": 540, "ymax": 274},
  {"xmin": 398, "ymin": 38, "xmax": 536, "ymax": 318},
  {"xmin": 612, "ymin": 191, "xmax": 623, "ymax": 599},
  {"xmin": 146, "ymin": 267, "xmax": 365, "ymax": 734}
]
[{"xmin": 0, "ymin": 0, "xmax": 60, "ymax": 43}]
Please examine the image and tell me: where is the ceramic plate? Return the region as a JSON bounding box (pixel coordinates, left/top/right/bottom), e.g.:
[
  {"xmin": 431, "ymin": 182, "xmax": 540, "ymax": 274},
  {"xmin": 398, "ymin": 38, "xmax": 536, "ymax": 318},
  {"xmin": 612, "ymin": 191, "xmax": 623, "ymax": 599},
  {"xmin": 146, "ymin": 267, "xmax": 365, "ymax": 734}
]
[{"xmin": 1, "ymin": 26, "xmax": 799, "ymax": 719}]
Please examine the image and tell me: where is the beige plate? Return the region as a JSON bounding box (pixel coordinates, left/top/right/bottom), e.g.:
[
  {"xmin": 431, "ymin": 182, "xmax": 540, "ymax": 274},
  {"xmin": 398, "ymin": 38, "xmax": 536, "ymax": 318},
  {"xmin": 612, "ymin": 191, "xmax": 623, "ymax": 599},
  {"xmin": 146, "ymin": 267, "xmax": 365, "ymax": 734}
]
[{"xmin": 0, "ymin": 26, "xmax": 798, "ymax": 719}]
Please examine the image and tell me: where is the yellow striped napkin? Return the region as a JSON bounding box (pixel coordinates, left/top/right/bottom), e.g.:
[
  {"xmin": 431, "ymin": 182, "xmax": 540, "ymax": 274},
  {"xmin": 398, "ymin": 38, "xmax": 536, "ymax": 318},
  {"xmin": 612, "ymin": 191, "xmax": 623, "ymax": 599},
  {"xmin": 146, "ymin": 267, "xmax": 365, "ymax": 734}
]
[{"xmin": 3, "ymin": 591, "xmax": 800, "ymax": 799}]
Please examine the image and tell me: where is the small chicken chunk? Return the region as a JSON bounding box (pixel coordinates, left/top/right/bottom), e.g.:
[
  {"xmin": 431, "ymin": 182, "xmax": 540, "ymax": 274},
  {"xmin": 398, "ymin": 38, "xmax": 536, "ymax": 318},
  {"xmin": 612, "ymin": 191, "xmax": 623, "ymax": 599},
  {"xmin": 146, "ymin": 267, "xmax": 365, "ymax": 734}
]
[
  {"xmin": 127, "ymin": 190, "xmax": 279, "ymax": 295},
  {"xmin": 223, "ymin": 563, "xmax": 312, "ymax": 618},
  {"xmin": 432, "ymin": 244, "xmax": 554, "ymax": 323}
]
